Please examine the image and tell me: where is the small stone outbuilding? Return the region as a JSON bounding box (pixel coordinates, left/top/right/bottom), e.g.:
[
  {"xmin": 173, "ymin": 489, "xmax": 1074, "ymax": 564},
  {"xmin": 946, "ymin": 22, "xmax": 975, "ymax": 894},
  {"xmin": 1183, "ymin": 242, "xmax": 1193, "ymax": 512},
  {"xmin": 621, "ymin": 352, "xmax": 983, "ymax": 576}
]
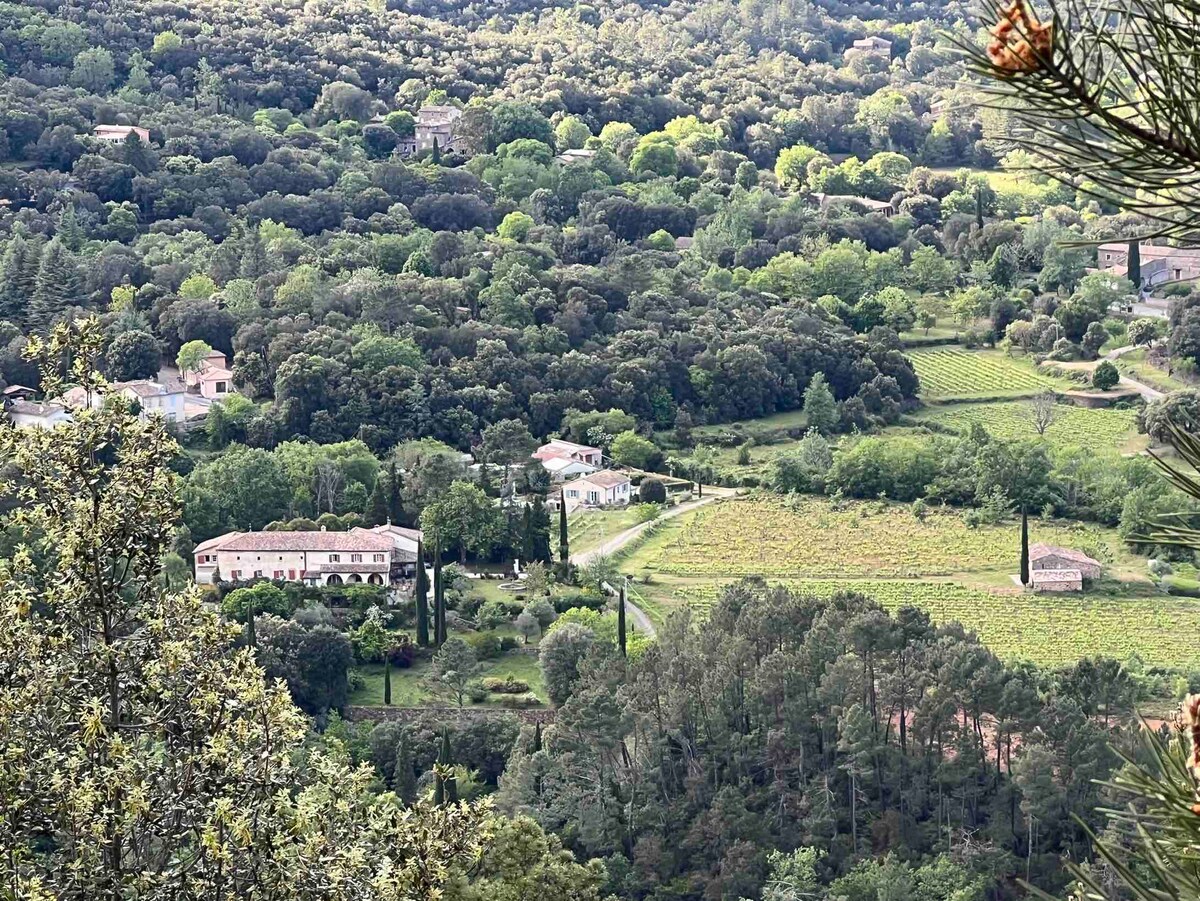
[
  {"xmin": 1030, "ymin": 543, "xmax": 1102, "ymax": 581},
  {"xmin": 1030, "ymin": 568, "xmax": 1083, "ymax": 593}
]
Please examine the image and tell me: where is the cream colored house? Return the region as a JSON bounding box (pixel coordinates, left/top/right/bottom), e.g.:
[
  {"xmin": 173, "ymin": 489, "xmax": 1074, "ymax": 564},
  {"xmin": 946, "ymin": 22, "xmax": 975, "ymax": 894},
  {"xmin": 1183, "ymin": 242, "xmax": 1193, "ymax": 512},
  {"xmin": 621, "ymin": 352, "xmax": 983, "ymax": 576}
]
[
  {"xmin": 184, "ymin": 350, "xmax": 235, "ymax": 400},
  {"xmin": 5, "ymin": 399, "xmax": 71, "ymax": 429},
  {"xmin": 193, "ymin": 528, "xmax": 399, "ymax": 586},
  {"xmin": 563, "ymin": 470, "xmax": 632, "ymax": 508},
  {"xmin": 92, "ymin": 125, "xmax": 150, "ymax": 144}
]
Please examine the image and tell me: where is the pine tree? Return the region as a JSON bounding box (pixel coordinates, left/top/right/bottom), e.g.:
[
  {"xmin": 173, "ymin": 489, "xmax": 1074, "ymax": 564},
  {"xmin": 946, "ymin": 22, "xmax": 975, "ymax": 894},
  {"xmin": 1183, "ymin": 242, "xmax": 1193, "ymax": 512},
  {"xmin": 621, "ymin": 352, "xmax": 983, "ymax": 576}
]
[
  {"xmin": 415, "ymin": 539, "xmax": 430, "ymax": 647},
  {"xmin": 383, "ymin": 658, "xmax": 392, "ymax": 705},
  {"xmin": 1019, "ymin": 508, "xmax": 1030, "ymax": 587},
  {"xmin": 57, "ymin": 206, "xmax": 83, "ymax": 251},
  {"xmin": 618, "ymin": 580, "xmax": 627, "ymax": 657},
  {"xmin": 0, "ymin": 235, "xmax": 39, "ymax": 323},
  {"xmin": 30, "ymin": 240, "xmax": 82, "ymax": 331}
]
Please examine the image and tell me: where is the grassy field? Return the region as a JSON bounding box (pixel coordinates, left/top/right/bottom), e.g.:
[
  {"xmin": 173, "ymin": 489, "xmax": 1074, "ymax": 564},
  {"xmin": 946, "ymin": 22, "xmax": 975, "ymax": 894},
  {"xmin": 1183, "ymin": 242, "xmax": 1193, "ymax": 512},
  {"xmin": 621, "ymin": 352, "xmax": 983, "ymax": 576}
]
[
  {"xmin": 349, "ymin": 651, "xmax": 545, "ymax": 706},
  {"xmin": 616, "ymin": 495, "xmax": 1200, "ymax": 669},
  {"xmin": 1116, "ymin": 347, "xmax": 1193, "ymax": 393},
  {"xmin": 910, "ymin": 348, "xmax": 1068, "ymax": 401},
  {"xmin": 568, "ymin": 507, "xmax": 644, "ymax": 555},
  {"xmin": 907, "ymin": 400, "xmax": 1147, "ymax": 453}
]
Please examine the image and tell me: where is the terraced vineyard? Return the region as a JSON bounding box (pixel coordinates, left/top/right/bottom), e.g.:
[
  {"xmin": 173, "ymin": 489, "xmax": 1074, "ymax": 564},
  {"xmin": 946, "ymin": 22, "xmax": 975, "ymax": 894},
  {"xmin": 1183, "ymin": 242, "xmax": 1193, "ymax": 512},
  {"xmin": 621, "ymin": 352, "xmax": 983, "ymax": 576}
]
[
  {"xmin": 661, "ymin": 579, "xmax": 1200, "ymax": 669},
  {"xmin": 909, "ymin": 401, "xmax": 1144, "ymax": 453},
  {"xmin": 623, "ymin": 496, "xmax": 1117, "ymax": 579},
  {"xmin": 909, "ymin": 348, "xmax": 1066, "ymax": 400}
]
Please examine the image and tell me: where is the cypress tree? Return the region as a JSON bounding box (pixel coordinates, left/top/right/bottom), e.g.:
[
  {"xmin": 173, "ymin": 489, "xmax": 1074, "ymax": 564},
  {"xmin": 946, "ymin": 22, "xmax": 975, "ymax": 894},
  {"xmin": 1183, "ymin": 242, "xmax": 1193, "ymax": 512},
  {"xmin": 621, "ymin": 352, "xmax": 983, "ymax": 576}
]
[
  {"xmin": 525, "ymin": 500, "xmax": 552, "ymax": 563},
  {"xmin": 393, "ymin": 737, "xmax": 416, "ymax": 803},
  {"xmin": 365, "ymin": 475, "xmax": 388, "ymax": 526},
  {"xmin": 974, "ymin": 183, "xmax": 985, "ymax": 229},
  {"xmin": 1128, "ymin": 240, "xmax": 1142, "ymax": 288},
  {"xmin": 383, "ymin": 657, "xmax": 392, "ymax": 705},
  {"xmin": 431, "ymin": 136, "xmax": 441, "ymax": 164},
  {"xmin": 387, "ymin": 460, "xmax": 405, "ymax": 525},
  {"xmin": 414, "ymin": 539, "xmax": 430, "ymax": 647},
  {"xmin": 1020, "ymin": 508, "xmax": 1030, "ymax": 587},
  {"xmin": 435, "ymin": 727, "xmax": 453, "ymax": 805},
  {"xmin": 558, "ymin": 490, "xmax": 569, "ymax": 564},
  {"xmin": 533, "ymin": 721, "xmax": 542, "ymax": 753},
  {"xmin": 618, "ymin": 580, "xmax": 627, "ymax": 658},
  {"xmin": 246, "ymin": 612, "xmax": 257, "ymax": 650},
  {"xmin": 433, "ymin": 543, "xmax": 445, "ymax": 647}
]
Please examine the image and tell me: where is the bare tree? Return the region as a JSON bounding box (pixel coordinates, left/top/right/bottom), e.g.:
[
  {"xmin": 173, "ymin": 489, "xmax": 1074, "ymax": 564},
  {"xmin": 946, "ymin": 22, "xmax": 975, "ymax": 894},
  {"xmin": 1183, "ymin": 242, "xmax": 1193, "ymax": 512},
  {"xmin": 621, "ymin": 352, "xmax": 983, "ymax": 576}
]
[
  {"xmin": 1030, "ymin": 390, "xmax": 1057, "ymax": 436},
  {"xmin": 314, "ymin": 461, "xmax": 344, "ymax": 514}
]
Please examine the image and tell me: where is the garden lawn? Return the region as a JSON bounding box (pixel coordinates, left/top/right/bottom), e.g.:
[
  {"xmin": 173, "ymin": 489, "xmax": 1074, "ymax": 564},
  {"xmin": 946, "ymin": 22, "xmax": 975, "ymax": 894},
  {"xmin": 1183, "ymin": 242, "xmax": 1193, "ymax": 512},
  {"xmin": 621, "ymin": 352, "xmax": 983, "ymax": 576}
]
[
  {"xmin": 568, "ymin": 507, "xmax": 643, "ymax": 555},
  {"xmin": 1116, "ymin": 347, "xmax": 1193, "ymax": 394},
  {"xmin": 909, "ymin": 348, "xmax": 1069, "ymax": 401},
  {"xmin": 908, "ymin": 400, "xmax": 1146, "ymax": 453},
  {"xmin": 349, "ymin": 649, "xmax": 546, "ymax": 707}
]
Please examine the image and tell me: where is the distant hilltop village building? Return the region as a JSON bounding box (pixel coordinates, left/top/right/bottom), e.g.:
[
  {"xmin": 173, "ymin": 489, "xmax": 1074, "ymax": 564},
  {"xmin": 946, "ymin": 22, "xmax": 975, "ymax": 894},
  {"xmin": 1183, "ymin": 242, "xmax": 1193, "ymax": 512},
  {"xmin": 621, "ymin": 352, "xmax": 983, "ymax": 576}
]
[
  {"xmin": 92, "ymin": 124, "xmax": 150, "ymax": 144},
  {"xmin": 1097, "ymin": 241, "xmax": 1200, "ymax": 289},
  {"xmin": 397, "ymin": 105, "xmax": 463, "ymax": 157},
  {"xmin": 844, "ymin": 36, "xmax": 892, "ymax": 59}
]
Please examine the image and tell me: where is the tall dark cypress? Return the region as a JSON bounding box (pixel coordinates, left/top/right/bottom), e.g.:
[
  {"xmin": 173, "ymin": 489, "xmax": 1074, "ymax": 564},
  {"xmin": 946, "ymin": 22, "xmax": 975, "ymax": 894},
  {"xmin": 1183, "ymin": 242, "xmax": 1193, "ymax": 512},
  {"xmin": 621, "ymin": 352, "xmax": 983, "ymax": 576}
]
[
  {"xmin": 1020, "ymin": 509, "xmax": 1030, "ymax": 587},
  {"xmin": 436, "ymin": 728, "xmax": 455, "ymax": 805},
  {"xmin": 383, "ymin": 658, "xmax": 392, "ymax": 705},
  {"xmin": 1127, "ymin": 240, "xmax": 1142, "ymax": 288},
  {"xmin": 414, "ymin": 539, "xmax": 430, "ymax": 647},
  {"xmin": 387, "ymin": 461, "xmax": 405, "ymax": 525},
  {"xmin": 533, "ymin": 721, "xmax": 542, "ymax": 753},
  {"xmin": 558, "ymin": 490, "xmax": 569, "ymax": 564},
  {"xmin": 433, "ymin": 543, "xmax": 445, "ymax": 647},
  {"xmin": 975, "ymin": 183, "xmax": 985, "ymax": 229},
  {"xmin": 618, "ymin": 580, "xmax": 627, "ymax": 658},
  {"xmin": 246, "ymin": 612, "xmax": 257, "ymax": 650}
]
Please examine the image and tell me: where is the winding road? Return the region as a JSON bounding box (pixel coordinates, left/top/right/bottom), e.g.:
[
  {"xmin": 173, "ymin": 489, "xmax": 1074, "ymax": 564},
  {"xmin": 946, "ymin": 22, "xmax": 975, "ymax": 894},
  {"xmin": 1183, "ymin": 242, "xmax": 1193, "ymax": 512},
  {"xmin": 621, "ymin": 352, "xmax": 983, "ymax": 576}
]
[{"xmin": 570, "ymin": 486, "xmax": 736, "ymax": 638}]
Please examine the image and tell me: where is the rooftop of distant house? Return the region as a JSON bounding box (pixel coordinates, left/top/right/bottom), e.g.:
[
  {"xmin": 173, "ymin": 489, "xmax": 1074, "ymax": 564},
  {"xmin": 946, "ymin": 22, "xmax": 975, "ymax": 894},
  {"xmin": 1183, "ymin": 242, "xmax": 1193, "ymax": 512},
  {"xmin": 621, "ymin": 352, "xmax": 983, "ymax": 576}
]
[
  {"xmin": 6, "ymin": 399, "xmax": 68, "ymax": 417},
  {"xmin": 577, "ymin": 470, "xmax": 630, "ymax": 488},
  {"xmin": 556, "ymin": 148, "xmax": 596, "ymax": 163},
  {"xmin": 92, "ymin": 124, "xmax": 150, "ymax": 141},
  {"xmin": 417, "ymin": 105, "xmax": 462, "ymax": 126},
  {"xmin": 1098, "ymin": 242, "xmax": 1200, "ymax": 260},
  {"xmin": 1029, "ymin": 543, "xmax": 1101, "ymax": 566},
  {"xmin": 194, "ymin": 527, "xmax": 396, "ymax": 555},
  {"xmin": 535, "ymin": 439, "xmax": 602, "ymax": 459}
]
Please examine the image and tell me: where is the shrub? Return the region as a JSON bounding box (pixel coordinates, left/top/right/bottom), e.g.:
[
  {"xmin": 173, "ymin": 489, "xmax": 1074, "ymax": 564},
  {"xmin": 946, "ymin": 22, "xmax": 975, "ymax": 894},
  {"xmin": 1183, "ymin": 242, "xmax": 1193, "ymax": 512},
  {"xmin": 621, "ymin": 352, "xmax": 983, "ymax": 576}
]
[
  {"xmin": 497, "ymin": 693, "xmax": 542, "ymax": 708},
  {"xmin": 386, "ymin": 634, "xmax": 414, "ymax": 668},
  {"xmin": 632, "ymin": 502, "xmax": 661, "ymax": 523},
  {"xmin": 221, "ymin": 581, "xmax": 294, "ymax": 622},
  {"xmin": 466, "ymin": 682, "xmax": 489, "ymax": 704},
  {"xmin": 476, "ymin": 599, "xmax": 512, "ymax": 630},
  {"xmin": 465, "ymin": 631, "xmax": 503, "ymax": 660},
  {"xmin": 1093, "ymin": 360, "xmax": 1120, "ymax": 390},
  {"xmin": 482, "ymin": 675, "xmax": 530, "ymax": 694},
  {"xmin": 553, "ymin": 590, "xmax": 604, "ymax": 613},
  {"xmin": 638, "ymin": 478, "xmax": 667, "ymax": 504}
]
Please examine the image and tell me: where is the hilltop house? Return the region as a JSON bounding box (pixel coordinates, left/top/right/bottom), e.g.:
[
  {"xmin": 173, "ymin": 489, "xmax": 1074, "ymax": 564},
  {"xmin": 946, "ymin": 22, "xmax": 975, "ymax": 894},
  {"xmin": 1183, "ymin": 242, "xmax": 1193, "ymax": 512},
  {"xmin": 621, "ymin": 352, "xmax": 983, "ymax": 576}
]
[
  {"xmin": 562, "ymin": 470, "xmax": 632, "ymax": 508},
  {"xmin": 556, "ymin": 148, "xmax": 596, "ymax": 164},
  {"xmin": 815, "ymin": 193, "xmax": 898, "ymax": 217},
  {"xmin": 92, "ymin": 125, "xmax": 150, "ymax": 144},
  {"xmin": 1097, "ymin": 242, "xmax": 1200, "ymax": 289},
  {"xmin": 534, "ymin": 439, "xmax": 603, "ymax": 468},
  {"xmin": 184, "ymin": 350, "xmax": 235, "ymax": 400},
  {"xmin": 193, "ymin": 527, "xmax": 411, "ymax": 586},
  {"xmin": 5, "ymin": 399, "xmax": 71, "ymax": 429},
  {"xmin": 845, "ymin": 36, "xmax": 892, "ymax": 59},
  {"xmin": 398, "ymin": 105, "xmax": 464, "ymax": 156},
  {"xmin": 63, "ymin": 378, "xmax": 189, "ymax": 424},
  {"xmin": 541, "ymin": 456, "xmax": 598, "ymax": 482}
]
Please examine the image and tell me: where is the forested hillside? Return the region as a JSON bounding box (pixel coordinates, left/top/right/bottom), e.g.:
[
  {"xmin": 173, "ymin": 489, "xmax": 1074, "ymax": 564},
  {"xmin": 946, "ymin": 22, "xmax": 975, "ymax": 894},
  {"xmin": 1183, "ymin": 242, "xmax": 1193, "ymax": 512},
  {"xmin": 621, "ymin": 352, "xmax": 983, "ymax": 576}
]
[{"xmin": 5, "ymin": 0, "xmax": 1200, "ymax": 900}]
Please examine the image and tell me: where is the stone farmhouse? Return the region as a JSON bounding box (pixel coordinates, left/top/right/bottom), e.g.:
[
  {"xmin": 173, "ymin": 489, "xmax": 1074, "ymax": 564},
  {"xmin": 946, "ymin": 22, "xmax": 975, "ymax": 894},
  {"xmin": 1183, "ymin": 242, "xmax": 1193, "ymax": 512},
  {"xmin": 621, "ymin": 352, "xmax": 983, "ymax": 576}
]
[
  {"xmin": 844, "ymin": 36, "xmax": 892, "ymax": 59},
  {"xmin": 1097, "ymin": 242, "xmax": 1200, "ymax": 289},
  {"xmin": 1028, "ymin": 542, "xmax": 1102, "ymax": 593},
  {"xmin": 397, "ymin": 105, "xmax": 463, "ymax": 156},
  {"xmin": 92, "ymin": 124, "xmax": 150, "ymax": 144},
  {"xmin": 194, "ymin": 524, "xmax": 423, "ymax": 587}
]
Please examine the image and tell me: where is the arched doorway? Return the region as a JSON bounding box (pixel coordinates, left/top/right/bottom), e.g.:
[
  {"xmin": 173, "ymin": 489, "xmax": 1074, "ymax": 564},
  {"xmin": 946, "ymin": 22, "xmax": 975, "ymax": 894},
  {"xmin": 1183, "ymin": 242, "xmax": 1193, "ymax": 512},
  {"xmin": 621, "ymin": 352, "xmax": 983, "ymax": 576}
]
[
  {"xmin": 326, "ymin": 574, "xmax": 343, "ymax": 585},
  {"xmin": 368, "ymin": 573, "xmax": 383, "ymax": 585},
  {"xmin": 347, "ymin": 574, "xmax": 363, "ymax": 584}
]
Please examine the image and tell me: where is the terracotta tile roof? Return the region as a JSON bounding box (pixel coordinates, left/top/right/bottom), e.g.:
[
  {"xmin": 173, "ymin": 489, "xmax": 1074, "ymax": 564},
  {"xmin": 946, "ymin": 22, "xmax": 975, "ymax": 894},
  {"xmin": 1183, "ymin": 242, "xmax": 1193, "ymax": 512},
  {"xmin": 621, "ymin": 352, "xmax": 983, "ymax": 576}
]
[
  {"xmin": 199, "ymin": 528, "xmax": 393, "ymax": 553},
  {"xmin": 1029, "ymin": 543, "xmax": 1100, "ymax": 566},
  {"xmin": 579, "ymin": 470, "xmax": 630, "ymax": 488}
]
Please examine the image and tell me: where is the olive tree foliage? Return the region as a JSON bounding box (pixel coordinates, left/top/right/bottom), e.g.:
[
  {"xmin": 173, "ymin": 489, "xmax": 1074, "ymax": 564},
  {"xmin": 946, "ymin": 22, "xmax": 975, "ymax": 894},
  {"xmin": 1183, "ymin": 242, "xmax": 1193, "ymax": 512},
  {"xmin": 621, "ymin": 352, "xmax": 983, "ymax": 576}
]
[{"xmin": 0, "ymin": 320, "xmax": 492, "ymax": 899}]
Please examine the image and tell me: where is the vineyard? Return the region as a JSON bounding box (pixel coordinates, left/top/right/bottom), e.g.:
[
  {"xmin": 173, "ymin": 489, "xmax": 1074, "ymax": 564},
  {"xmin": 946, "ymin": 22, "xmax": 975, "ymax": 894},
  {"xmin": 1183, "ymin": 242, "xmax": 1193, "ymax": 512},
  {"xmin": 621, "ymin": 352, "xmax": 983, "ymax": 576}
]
[
  {"xmin": 909, "ymin": 401, "xmax": 1144, "ymax": 452},
  {"xmin": 909, "ymin": 348, "xmax": 1066, "ymax": 400},
  {"xmin": 622, "ymin": 496, "xmax": 1122, "ymax": 579},
  {"xmin": 659, "ymin": 578, "xmax": 1200, "ymax": 669}
]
